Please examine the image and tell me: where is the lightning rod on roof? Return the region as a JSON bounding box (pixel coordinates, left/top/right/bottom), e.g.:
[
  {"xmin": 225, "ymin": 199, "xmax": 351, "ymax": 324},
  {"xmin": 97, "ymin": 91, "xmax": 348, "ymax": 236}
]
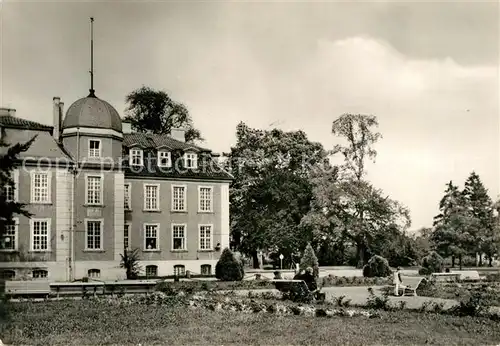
[{"xmin": 88, "ymin": 17, "xmax": 95, "ymax": 97}]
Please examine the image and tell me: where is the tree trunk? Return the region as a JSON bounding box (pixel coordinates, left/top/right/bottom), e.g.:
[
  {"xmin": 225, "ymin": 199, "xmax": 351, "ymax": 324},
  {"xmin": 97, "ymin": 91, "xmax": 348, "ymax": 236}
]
[
  {"xmin": 451, "ymin": 256, "xmax": 455, "ymax": 268},
  {"xmin": 488, "ymin": 256, "xmax": 493, "ymax": 267},
  {"xmin": 459, "ymin": 255, "xmax": 463, "ymax": 270},
  {"xmin": 356, "ymin": 243, "xmax": 366, "ymax": 268},
  {"xmin": 478, "ymin": 252, "xmax": 483, "ymax": 267},
  {"xmin": 252, "ymin": 251, "xmax": 260, "ymax": 269}
]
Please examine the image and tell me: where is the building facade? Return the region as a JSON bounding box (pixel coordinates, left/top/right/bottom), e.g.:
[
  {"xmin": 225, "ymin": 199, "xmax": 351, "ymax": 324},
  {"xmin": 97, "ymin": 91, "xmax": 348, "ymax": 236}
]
[{"xmin": 0, "ymin": 92, "xmax": 232, "ymax": 281}]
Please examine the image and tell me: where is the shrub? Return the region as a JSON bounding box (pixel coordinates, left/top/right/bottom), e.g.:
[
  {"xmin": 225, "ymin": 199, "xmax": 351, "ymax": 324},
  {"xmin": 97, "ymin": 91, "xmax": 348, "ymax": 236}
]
[
  {"xmin": 362, "ymin": 255, "xmax": 391, "ymax": 278},
  {"xmin": 300, "ymin": 243, "xmax": 319, "ymax": 278},
  {"xmin": 418, "ymin": 267, "xmax": 432, "ymax": 275},
  {"xmin": 449, "ymin": 292, "xmax": 492, "ymax": 317},
  {"xmin": 420, "ymin": 251, "xmax": 444, "ymax": 274},
  {"xmin": 215, "ymin": 248, "xmax": 244, "ymax": 281},
  {"xmin": 366, "ymin": 287, "xmax": 392, "ymax": 310},
  {"xmin": 120, "ymin": 248, "xmax": 141, "ymax": 279}
]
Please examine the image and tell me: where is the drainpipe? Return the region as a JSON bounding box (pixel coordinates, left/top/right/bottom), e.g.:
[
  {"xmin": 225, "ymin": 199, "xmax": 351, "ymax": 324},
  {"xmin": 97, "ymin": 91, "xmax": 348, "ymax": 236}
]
[{"xmin": 70, "ymin": 127, "xmax": 80, "ymax": 281}]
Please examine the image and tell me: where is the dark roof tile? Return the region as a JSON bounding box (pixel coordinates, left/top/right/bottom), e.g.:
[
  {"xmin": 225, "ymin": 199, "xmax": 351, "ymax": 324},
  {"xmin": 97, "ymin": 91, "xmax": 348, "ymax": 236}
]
[
  {"xmin": 123, "ymin": 133, "xmax": 210, "ymax": 152},
  {"xmin": 0, "ymin": 115, "xmax": 52, "ymax": 131}
]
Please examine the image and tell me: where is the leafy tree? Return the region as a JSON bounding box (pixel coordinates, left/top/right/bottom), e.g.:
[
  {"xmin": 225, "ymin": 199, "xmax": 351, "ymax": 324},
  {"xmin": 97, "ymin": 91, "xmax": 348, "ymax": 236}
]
[
  {"xmin": 0, "ymin": 136, "xmax": 36, "ymax": 240},
  {"xmin": 299, "ymin": 242, "xmax": 319, "ymax": 277},
  {"xmin": 431, "ymin": 181, "xmax": 478, "ymax": 269},
  {"xmin": 462, "ymin": 172, "xmax": 498, "ymax": 266},
  {"xmin": 331, "ymin": 113, "xmax": 382, "ymax": 181},
  {"xmin": 226, "ymin": 122, "xmax": 328, "ymax": 268},
  {"xmin": 302, "ymin": 174, "xmax": 411, "ymax": 267},
  {"xmin": 215, "ymin": 248, "xmax": 244, "ymax": 281},
  {"xmin": 124, "ymin": 86, "xmax": 202, "ymax": 142},
  {"xmin": 0, "ymin": 135, "xmax": 35, "ymax": 304},
  {"xmin": 119, "ymin": 248, "xmax": 141, "ymax": 279},
  {"xmin": 304, "ymin": 113, "xmax": 410, "ymax": 267}
]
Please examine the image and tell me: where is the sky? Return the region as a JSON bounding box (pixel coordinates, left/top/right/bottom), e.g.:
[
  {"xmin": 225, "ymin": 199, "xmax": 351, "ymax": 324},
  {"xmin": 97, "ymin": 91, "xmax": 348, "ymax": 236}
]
[{"xmin": 0, "ymin": 0, "xmax": 499, "ymax": 230}]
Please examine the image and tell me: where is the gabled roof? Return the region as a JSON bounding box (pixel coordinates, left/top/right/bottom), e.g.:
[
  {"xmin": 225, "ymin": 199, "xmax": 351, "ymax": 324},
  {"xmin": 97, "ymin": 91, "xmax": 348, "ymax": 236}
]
[
  {"xmin": 123, "ymin": 133, "xmax": 210, "ymax": 152},
  {"xmin": 0, "ymin": 128, "xmax": 73, "ymax": 160},
  {"xmin": 0, "ymin": 115, "xmax": 53, "ymax": 131}
]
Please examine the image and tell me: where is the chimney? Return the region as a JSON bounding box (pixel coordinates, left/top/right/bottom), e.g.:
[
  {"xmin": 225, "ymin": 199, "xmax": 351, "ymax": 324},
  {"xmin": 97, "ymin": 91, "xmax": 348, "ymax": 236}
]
[
  {"xmin": 122, "ymin": 120, "xmax": 132, "ymax": 134},
  {"xmin": 170, "ymin": 128, "xmax": 186, "ymax": 142},
  {"xmin": 53, "ymin": 97, "xmax": 61, "ymax": 141},
  {"xmin": 0, "ymin": 108, "xmax": 16, "ymax": 117}
]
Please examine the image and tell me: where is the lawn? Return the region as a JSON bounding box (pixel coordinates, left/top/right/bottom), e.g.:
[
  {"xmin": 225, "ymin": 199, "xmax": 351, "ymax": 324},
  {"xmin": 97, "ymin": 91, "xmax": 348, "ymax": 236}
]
[
  {"xmin": 417, "ymin": 281, "xmax": 500, "ymax": 307},
  {"xmin": 1, "ymin": 299, "xmax": 500, "ymax": 345}
]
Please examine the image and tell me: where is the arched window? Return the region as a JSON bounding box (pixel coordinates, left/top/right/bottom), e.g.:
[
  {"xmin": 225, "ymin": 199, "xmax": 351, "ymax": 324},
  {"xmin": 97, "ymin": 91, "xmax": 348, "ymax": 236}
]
[
  {"xmin": 173, "ymin": 265, "xmax": 185, "ymax": 276},
  {"xmin": 0, "ymin": 270, "xmax": 15, "ymax": 280},
  {"xmin": 88, "ymin": 269, "xmax": 101, "ymax": 278},
  {"xmin": 32, "ymin": 269, "xmax": 48, "ymax": 279},
  {"xmin": 145, "ymin": 265, "xmax": 158, "ymax": 278},
  {"xmin": 200, "ymin": 264, "xmax": 212, "ymax": 276}
]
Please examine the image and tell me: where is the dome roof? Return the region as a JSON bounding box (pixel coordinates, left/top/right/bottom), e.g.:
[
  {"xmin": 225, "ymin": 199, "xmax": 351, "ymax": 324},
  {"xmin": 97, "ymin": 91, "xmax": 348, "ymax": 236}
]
[{"xmin": 62, "ymin": 95, "xmax": 122, "ymax": 132}]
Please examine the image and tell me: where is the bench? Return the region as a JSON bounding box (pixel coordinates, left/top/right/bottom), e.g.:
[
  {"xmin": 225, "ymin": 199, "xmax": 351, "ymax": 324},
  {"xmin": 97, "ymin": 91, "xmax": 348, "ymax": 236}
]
[
  {"xmin": 50, "ymin": 282, "xmax": 105, "ymax": 298},
  {"xmin": 451, "ymin": 271, "xmax": 481, "ymax": 281},
  {"xmin": 430, "ymin": 273, "xmax": 461, "ymax": 282},
  {"xmin": 396, "ymin": 276, "xmax": 425, "ymax": 297},
  {"xmin": 272, "ymin": 279, "xmax": 325, "ymax": 302},
  {"xmin": 5, "ymin": 281, "xmax": 50, "ymax": 299}
]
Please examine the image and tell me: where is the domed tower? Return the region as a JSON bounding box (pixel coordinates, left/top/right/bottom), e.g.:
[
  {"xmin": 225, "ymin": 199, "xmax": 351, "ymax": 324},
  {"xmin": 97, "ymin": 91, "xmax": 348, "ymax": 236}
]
[
  {"xmin": 61, "ymin": 92, "xmax": 123, "ymax": 161},
  {"xmin": 60, "ymin": 17, "xmax": 126, "ymax": 281}
]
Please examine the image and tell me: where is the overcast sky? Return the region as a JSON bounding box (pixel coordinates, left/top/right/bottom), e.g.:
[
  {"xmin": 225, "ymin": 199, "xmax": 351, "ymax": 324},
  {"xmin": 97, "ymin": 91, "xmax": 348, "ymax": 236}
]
[{"xmin": 1, "ymin": 1, "xmax": 498, "ymax": 230}]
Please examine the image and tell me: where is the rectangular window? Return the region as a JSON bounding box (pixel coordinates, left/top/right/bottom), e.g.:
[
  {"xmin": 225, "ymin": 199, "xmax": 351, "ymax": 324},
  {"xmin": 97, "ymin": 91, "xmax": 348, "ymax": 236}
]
[
  {"xmin": 144, "ymin": 184, "xmax": 159, "ymax": 211},
  {"xmin": 88, "ymin": 139, "xmax": 101, "ymax": 158},
  {"xmin": 4, "ymin": 184, "xmax": 14, "ymax": 202},
  {"xmin": 144, "ymin": 224, "xmax": 159, "ymax": 251},
  {"xmin": 5, "ymin": 170, "xmax": 19, "ymax": 202},
  {"xmin": 86, "ymin": 220, "xmax": 103, "ymax": 250},
  {"xmin": 32, "ymin": 270, "xmax": 48, "ymax": 279},
  {"xmin": 124, "ymin": 224, "xmax": 130, "ymax": 250},
  {"xmin": 184, "ymin": 153, "xmax": 197, "ymax": 169},
  {"xmin": 0, "ymin": 218, "xmax": 18, "ymax": 251},
  {"xmin": 124, "ymin": 183, "xmax": 131, "ymax": 210},
  {"xmin": 158, "ymin": 151, "xmax": 171, "ymax": 167},
  {"xmin": 130, "ymin": 149, "xmax": 143, "ymax": 166},
  {"xmin": 199, "ymin": 225, "xmax": 212, "ymax": 250},
  {"xmin": 31, "ymin": 219, "xmax": 50, "ymax": 252},
  {"xmin": 86, "ymin": 175, "xmax": 102, "ymax": 205},
  {"xmin": 172, "ymin": 185, "xmax": 186, "ymax": 212},
  {"xmin": 172, "ymin": 224, "xmax": 186, "ymax": 250},
  {"xmin": 31, "ymin": 172, "xmax": 50, "ymax": 203},
  {"xmin": 198, "ymin": 186, "xmax": 213, "ymax": 212}
]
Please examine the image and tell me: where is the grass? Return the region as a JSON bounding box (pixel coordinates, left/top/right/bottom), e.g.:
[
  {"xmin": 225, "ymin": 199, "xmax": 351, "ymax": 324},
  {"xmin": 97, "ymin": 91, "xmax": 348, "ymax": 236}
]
[{"xmin": 2, "ymin": 299, "xmax": 500, "ymax": 345}]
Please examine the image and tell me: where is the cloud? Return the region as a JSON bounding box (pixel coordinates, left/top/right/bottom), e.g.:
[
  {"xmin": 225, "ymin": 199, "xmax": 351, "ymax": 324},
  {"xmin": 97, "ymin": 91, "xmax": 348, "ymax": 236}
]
[{"xmin": 277, "ymin": 36, "xmax": 498, "ymax": 229}]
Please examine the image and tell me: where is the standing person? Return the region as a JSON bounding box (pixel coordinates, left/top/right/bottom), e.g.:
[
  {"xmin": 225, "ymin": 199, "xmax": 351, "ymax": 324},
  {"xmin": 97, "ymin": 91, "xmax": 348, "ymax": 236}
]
[{"xmin": 394, "ymin": 267, "xmax": 403, "ymax": 296}]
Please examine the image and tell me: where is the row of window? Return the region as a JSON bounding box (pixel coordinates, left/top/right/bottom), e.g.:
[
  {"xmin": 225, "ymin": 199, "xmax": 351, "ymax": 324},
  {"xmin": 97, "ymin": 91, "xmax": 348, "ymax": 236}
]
[
  {"xmin": 123, "ymin": 223, "xmax": 214, "ymax": 251},
  {"xmin": 0, "ymin": 219, "xmax": 216, "ymax": 252},
  {"xmin": 0, "ymin": 264, "xmax": 213, "ymax": 280},
  {"xmin": 0, "ymin": 269, "xmax": 47, "ymax": 280},
  {"xmin": 88, "ymin": 139, "xmax": 199, "ymax": 169},
  {"xmin": 5, "ymin": 171, "xmax": 214, "ymax": 213},
  {"xmin": 124, "ymin": 183, "xmax": 213, "ymax": 212}
]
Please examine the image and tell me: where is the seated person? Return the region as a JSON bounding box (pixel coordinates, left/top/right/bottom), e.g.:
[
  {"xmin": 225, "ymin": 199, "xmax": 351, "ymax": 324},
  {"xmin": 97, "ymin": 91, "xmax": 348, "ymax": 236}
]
[
  {"xmin": 273, "ymin": 271, "xmax": 283, "ymax": 280},
  {"xmin": 302, "ymin": 267, "xmax": 318, "ymax": 293}
]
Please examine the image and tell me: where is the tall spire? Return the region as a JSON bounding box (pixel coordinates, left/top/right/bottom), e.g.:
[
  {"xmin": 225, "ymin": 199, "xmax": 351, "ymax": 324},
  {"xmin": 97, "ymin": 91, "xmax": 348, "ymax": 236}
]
[{"xmin": 88, "ymin": 17, "xmax": 96, "ymax": 97}]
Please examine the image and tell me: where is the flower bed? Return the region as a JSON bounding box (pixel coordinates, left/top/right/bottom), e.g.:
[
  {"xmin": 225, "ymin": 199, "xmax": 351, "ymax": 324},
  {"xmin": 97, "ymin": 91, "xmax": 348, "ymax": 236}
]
[
  {"xmin": 321, "ymin": 275, "xmax": 391, "ymax": 287},
  {"xmin": 98, "ymin": 291, "xmax": 380, "ymax": 319}
]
